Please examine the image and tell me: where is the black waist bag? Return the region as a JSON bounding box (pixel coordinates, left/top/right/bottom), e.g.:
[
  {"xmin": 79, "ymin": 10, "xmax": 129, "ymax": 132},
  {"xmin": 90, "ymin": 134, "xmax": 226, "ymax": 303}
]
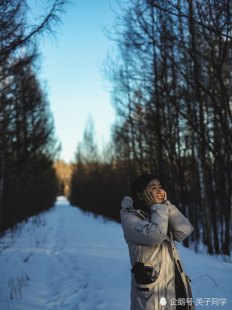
[{"xmin": 131, "ymin": 262, "xmax": 158, "ymax": 285}]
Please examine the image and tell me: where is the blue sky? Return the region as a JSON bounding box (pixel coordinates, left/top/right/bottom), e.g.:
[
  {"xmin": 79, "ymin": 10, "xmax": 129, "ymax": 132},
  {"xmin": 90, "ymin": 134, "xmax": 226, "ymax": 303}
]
[{"xmin": 33, "ymin": 0, "xmax": 119, "ymax": 162}]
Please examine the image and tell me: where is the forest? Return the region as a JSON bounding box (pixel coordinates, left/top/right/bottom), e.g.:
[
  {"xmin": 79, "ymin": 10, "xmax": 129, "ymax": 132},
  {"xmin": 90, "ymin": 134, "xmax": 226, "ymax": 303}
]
[
  {"xmin": 70, "ymin": 0, "xmax": 232, "ymax": 256},
  {"xmin": 0, "ymin": 0, "xmax": 231, "ymax": 257},
  {"xmin": 0, "ymin": 0, "xmax": 67, "ymax": 232}
]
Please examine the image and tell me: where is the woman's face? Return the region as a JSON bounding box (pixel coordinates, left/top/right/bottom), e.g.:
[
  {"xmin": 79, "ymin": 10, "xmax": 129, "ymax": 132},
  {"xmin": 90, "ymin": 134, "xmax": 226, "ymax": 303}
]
[{"xmin": 145, "ymin": 179, "xmax": 165, "ymax": 202}]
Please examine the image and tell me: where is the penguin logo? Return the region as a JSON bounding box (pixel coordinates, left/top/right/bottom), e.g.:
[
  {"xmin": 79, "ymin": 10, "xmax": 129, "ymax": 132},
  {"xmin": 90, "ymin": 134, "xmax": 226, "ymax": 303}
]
[{"xmin": 160, "ymin": 297, "xmax": 167, "ymax": 305}]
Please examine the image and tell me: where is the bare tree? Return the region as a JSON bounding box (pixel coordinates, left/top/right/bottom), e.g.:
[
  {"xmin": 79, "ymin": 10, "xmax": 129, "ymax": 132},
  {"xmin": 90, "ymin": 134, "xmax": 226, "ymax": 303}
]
[
  {"xmin": 0, "ymin": 0, "xmax": 67, "ymax": 232},
  {"xmin": 106, "ymin": 0, "xmax": 231, "ymax": 255}
]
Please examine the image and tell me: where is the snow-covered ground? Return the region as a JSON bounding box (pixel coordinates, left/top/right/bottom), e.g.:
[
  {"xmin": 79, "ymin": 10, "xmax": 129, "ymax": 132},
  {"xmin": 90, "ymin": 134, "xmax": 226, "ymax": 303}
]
[{"xmin": 0, "ymin": 197, "xmax": 231, "ymax": 309}]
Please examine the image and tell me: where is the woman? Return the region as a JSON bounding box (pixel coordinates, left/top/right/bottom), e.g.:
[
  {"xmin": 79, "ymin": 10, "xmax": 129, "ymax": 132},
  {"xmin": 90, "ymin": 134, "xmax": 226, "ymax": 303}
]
[{"xmin": 120, "ymin": 173, "xmax": 195, "ymax": 310}]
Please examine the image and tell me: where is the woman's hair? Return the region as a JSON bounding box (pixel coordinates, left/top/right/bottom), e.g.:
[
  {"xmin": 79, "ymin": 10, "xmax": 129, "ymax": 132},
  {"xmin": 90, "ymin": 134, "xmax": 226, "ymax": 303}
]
[{"xmin": 131, "ymin": 173, "xmax": 160, "ymax": 209}]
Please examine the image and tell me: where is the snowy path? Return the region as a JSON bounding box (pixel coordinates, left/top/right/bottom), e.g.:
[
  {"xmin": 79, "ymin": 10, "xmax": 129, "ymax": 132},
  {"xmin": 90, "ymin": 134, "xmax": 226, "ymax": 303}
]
[
  {"xmin": 0, "ymin": 197, "xmax": 130, "ymax": 310},
  {"xmin": 0, "ymin": 197, "xmax": 231, "ymax": 309}
]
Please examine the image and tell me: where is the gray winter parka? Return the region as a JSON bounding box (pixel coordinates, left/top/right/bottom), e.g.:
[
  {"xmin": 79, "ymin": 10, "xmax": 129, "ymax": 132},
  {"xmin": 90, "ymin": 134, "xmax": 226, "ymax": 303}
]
[{"xmin": 120, "ymin": 197, "xmax": 195, "ymax": 310}]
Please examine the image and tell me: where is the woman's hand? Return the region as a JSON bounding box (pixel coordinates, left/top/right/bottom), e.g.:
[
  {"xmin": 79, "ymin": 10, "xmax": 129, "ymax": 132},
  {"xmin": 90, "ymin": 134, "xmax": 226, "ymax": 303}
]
[
  {"xmin": 155, "ymin": 189, "xmax": 167, "ymax": 204},
  {"xmin": 121, "ymin": 196, "xmax": 133, "ymax": 209},
  {"xmin": 139, "ymin": 189, "xmax": 167, "ymax": 205}
]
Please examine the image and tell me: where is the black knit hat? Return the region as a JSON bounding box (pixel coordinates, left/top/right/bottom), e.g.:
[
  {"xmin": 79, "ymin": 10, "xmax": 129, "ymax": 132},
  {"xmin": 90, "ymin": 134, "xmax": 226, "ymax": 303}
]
[{"xmin": 131, "ymin": 173, "xmax": 159, "ymax": 202}]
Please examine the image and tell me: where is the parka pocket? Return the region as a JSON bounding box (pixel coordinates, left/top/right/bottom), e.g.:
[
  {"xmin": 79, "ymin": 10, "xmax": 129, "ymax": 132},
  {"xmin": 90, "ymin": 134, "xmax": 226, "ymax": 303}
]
[{"xmin": 136, "ymin": 281, "xmax": 157, "ymax": 299}]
